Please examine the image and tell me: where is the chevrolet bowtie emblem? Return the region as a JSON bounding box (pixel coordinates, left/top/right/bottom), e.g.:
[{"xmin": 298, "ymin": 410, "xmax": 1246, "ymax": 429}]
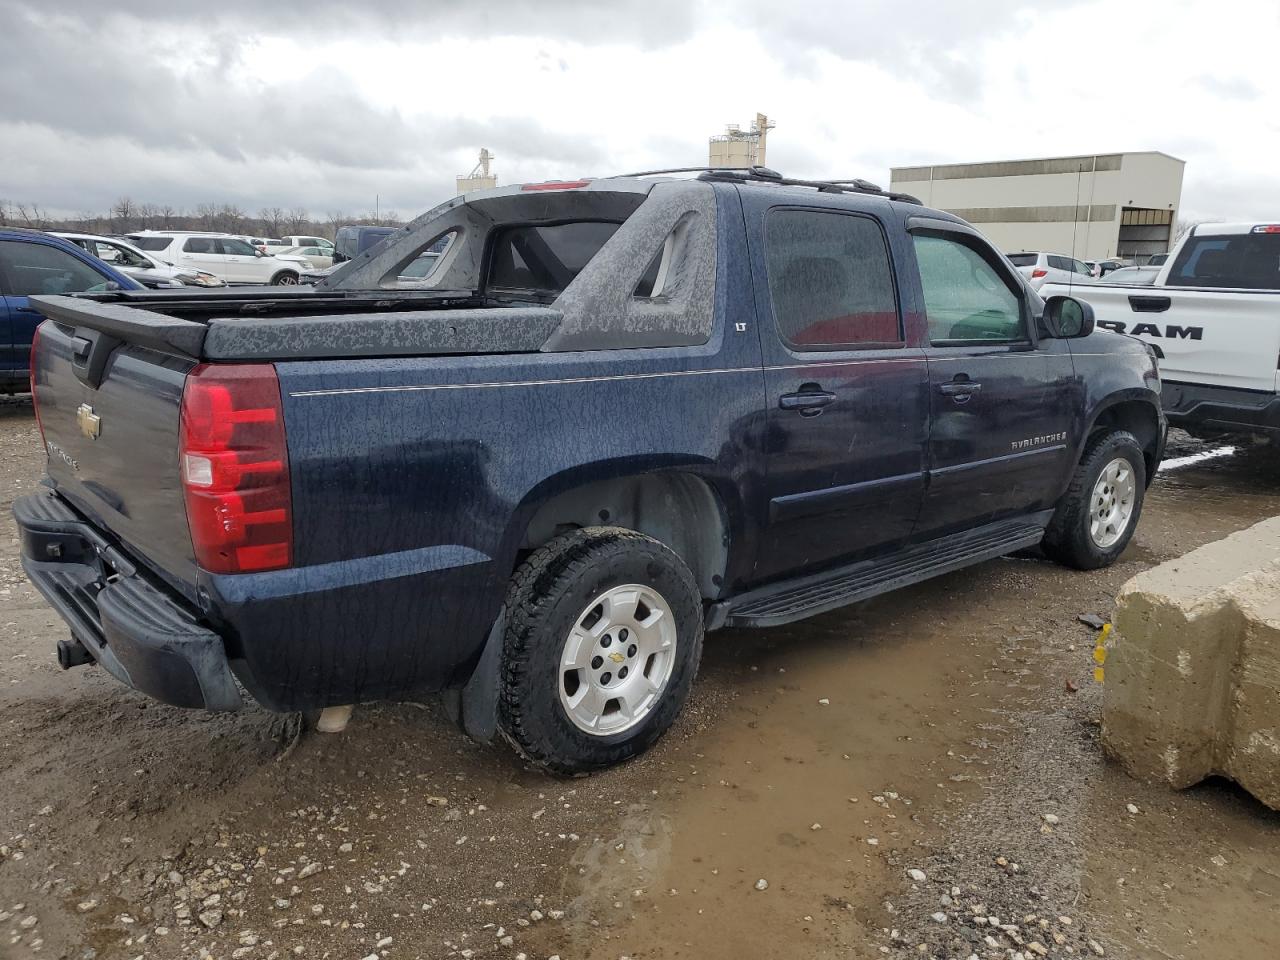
[
  {"xmin": 608, "ymin": 651, "xmax": 625, "ymax": 664},
  {"xmin": 77, "ymin": 403, "xmax": 101, "ymax": 440}
]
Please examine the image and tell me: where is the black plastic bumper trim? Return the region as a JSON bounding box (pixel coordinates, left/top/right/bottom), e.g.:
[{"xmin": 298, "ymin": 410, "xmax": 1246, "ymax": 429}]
[{"xmin": 14, "ymin": 492, "xmax": 242, "ymax": 711}]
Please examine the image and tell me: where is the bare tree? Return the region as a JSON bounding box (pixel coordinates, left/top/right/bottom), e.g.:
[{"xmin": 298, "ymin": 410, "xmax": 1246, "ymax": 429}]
[
  {"xmin": 324, "ymin": 209, "xmax": 347, "ymax": 238},
  {"xmin": 13, "ymin": 203, "xmax": 49, "ymax": 229},
  {"xmin": 1174, "ymin": 218, "xmax": 1218, "ymax": 242},
  {"xmin": 110, "ymin": 196, "xmax": 136, "ymax": 232},
  {"xmin": 287, "ymin": 206, "xmax": 310, "ymax": 234},
  {"xmin": 159, "ymin": 204, "xmax": 178, "ymax": 229},
  {"xmin": 259, "ymin": 206, "xmax": 286, "ymax": 237}
]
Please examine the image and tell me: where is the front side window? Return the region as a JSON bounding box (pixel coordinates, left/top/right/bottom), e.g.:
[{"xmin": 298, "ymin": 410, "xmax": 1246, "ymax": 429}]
[
  {"xmin": 94, "ymin": 241, "xmax": 150, "ymax": 269},
  {"xmin": 487, "ymin": 221, "xmax": 621, "ymax": 297},
  {"xmin": 0, "ymin": 240, "xmax": 114, "ymax": 297},
  {"xmin": 764, "ymin": 209, "xmax": 900, "ymax": 349},
  {"xmin": 218, "ymin": 238, "xmax": 257, "ymax": 256},
  {"xmin": 913, "ymin": 234, "xmax": 1026, "ymax": 344}
]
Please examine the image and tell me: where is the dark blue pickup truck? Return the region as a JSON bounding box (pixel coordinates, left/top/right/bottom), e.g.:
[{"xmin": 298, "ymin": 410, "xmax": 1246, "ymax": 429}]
[{"xmin": 15, "ymin": 169, "xmax": 1165, "ymax": 772}]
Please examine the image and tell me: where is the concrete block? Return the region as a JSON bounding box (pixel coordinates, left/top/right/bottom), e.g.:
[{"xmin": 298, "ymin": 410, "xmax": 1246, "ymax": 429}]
[{"xmin": 1102, "ymin": 517, "xmax": 1280, "ymax": 810}]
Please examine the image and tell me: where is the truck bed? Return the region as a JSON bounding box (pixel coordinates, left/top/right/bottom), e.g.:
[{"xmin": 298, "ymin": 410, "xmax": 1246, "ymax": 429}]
[{"xmin": 32, "ymin": 289, "xmax": 565, "ymax": 361}]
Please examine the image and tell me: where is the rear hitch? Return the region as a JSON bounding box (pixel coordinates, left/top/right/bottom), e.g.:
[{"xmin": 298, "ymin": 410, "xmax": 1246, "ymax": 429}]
[{"xmin": 57, "ymin": 637, "xmax": 94, "ymax": 670}]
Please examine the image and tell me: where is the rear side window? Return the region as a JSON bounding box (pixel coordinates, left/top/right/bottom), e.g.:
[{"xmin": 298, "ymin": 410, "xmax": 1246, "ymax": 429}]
[
  {"xmin": 1047, "ymin": 255, "xmax": 1072, "ymax": 271},
  {"xmin": 1006, "ymin": 253, "xmax": 1037, "ymax": 266},
  {"xmin": 487, "ymin": 221, "xmax": 621, "ymax": 297},
  {"xmin": 0, "ymin": 240, "xmax": 113, "ymax": 297},
  {"xmin": 130, "ymin": 236, "xmax": 173, "ymax": 252},
  {"xmin": 913, "ymin": 234, "xmax": 1025, "ymax": 344},
  {"xmin": 184, "ymin": 237, "xmax": 215, "ymax": 253},
  {"xmin": 1168, "ymin": 233, "xmax": 1280, "ymax": 289},
  {"xmin": 764, "ymin": 209, "xmax": 901, "ymax": 349}
]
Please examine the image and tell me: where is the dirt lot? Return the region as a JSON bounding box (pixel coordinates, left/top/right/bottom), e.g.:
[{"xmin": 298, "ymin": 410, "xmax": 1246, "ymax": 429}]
[{"xmin": 2, "ymin": 396, "xmax": 1278, "ymax": 960}]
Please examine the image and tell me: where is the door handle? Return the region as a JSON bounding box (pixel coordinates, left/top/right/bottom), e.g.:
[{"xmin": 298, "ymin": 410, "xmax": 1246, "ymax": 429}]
[
  {"xmin": 939, "ymin": 380, "xmax": 982, "ymax": 403},
  {"xmin": 779, "ymin": 389, "xmax": 836, "ymax": 413}
]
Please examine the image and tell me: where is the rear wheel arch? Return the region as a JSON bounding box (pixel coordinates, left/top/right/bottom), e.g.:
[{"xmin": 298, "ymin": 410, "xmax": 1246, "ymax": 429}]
[{"xmin": 514, "ymin": 470, "xmax": 732, "ymax": 601}]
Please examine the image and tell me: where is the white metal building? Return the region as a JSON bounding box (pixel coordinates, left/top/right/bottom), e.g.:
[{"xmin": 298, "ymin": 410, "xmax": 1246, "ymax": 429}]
[{"xmin": 889, "ymin": 152, "xmax": 1184, "ymax": 263}]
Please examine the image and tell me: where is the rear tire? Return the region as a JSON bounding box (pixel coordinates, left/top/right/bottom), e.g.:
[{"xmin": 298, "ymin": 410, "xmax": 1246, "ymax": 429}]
[
  {"xmin": 270, "ymin": 271, "xmax": 299, "ymax": 286},
  {"xmin": 1042, "ymin": 429, "xmax": 1146, "ymax": 570},
  {"xmin": 499, "ymin": 527, "xmax": 703, "ymax": 774}
]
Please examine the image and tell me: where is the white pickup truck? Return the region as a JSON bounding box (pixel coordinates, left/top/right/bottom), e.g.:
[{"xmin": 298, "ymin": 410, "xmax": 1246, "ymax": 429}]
[{"xmin": 1042, "ymin": 222, "xmax": 1280, "ymax": 437}]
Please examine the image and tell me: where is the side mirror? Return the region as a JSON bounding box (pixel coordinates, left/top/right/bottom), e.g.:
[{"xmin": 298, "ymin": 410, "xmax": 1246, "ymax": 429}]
[{"xmin": 1043, "ymin": 294, "xmax": 1095, "ymax": 338}]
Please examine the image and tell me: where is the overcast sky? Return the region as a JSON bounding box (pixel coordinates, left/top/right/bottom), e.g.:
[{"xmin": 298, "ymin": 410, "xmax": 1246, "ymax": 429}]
[{"xmin": 1, "ymin": 0, "xmax": 1276, "ymax": 223}]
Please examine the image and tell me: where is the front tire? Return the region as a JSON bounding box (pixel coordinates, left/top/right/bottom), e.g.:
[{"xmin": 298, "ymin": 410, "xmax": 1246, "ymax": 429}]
[
  {"xmin": 1042, "ymin": 429, "xmax": 1147, "ymax": 570},
  {"xmin": 270, "ymin": 271, "xmax": 299, "ymax": 286},
  {"xmin": 499, "ymin": 527, "xmax": 704, "ymax": 774}
]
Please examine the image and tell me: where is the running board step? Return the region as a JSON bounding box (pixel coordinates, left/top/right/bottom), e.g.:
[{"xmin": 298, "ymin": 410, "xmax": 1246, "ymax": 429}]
[{"xmin": 717, "ymin": 518, "xmax": 1047, "ymax": 629}]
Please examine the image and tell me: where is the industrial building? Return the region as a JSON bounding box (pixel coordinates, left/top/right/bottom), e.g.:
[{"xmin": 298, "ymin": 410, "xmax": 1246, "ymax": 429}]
[
  {"xmin": 889, "ymin": 152, "xmax": 1184, "ymax": 263},
  {"xmin": 457, "ymin": 148, "xmax": 497, "ymax": 193},
  {"xmin": 709, "ymin": 114, "xmax": 774, "ymax": 168}
]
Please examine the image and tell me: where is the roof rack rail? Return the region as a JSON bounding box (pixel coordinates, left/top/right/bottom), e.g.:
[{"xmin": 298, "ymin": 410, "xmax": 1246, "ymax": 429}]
[{"xmin": 608, "ymin": 165, "xmax": 921, "ymax": 205}]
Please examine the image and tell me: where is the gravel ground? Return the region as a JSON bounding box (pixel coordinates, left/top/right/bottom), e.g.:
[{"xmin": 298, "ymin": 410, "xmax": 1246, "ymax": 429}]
[{"xmin": 1, "ymin": 398, "xmax": 1278, "ymax": 960}]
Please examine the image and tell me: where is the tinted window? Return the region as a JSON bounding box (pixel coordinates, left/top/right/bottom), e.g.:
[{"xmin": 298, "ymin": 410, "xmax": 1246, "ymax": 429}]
[
  {"xmin": 1168, "ymin": 233, "xmax": 1280, "ymax": 289},
  {"xmin": 184, "ymin": 237, "xmax": 215, "ymax": 253},
  {"xmin": 1072, "ymin": 259, "xmax": 1093, "ymax": 276},
  {"xmin": 764, "ymin": 209, "xmax": 900, "ymax": 348},
  {"xmin": 1047, "ymin": 255, "xmax": 1071, "ymax": 271},
  {"xmin": 1006, "ymin": 253, "xmax": 1038, "ymax": 266},
  {"xmin": 218, "ymin": 238, "xmax": 257, "ymax": 256},
  {"xmin": 131, "ymin": 236, "xmax": 173, "ymax": 252},
  {"xmin": 0, "ymin": 240, "xmax": 113, "ymax": 297},
  {"xmin": 487, "ymin": 221, "xmax": 620, "ymax": 296},
  {"xmin": 913, "ymin": 234, "xmax": 1025, "ymax": 344},
  {"xmin": 93, "ymin": 241, "xmax": 150, "ymax": 268}
]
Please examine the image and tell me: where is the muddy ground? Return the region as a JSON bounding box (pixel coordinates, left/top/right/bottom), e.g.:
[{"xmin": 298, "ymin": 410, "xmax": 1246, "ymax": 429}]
[{"xmin": 1, "ymin": 396, "xmax": 1278, "ymax": 960}]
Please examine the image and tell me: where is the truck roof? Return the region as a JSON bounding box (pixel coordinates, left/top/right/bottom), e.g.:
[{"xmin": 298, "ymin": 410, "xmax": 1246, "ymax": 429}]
[{"xmin": 1192, "ymin": 222, "xmax": 1280, "ymax": 236}]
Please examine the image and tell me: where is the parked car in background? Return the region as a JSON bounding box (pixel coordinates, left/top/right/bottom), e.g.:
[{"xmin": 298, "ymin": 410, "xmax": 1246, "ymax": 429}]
[
  {"xmin": 126, "ymin": 232, "xmax": 310, "ymax": 285},
  {"xmin": 1099, "ymin": 265, "xmax": 1160, "ymax": 285},
  {"xmin": 17, "ymin": 172, "xmax": 1164, "ymax": 772},
  {"xmin": 281, "ymin": 235, "xmax": 334, "ymax": 252},
  {"xmin": 1006, "ymin": 251, "xmax": 1094, "ymax": 290},
  {"xmin": 53, "ymin": 232, "xmax": 226, "ymax": 289},
  {"xmin": 300, "ymin": 250, "xmax": 441, "ymax": 286},
  {"xmin": 0, "ymin": 228, "xmax": 142, "ymax": 391},
  {"xmin": 1042, "ymin": 222, "xmax": 1280, "ymax": 437},
  {"xmin": 237, "ymin": 236, "xmax": 284, "ymax": 253},
  {"xmin": 1088, "ymin": 258, "xmax": 1130, "ymax": 278},
  {"xmin": 332, "ymin": 225, "xmax": 396, "ymax": 263},
  {"xmin": 279, "ymin": 245, "xmax": 334, "ymax": 269},
  {"xmin": 1146, "ymin": 252, "xmax": 1169, "ymax": 266}
]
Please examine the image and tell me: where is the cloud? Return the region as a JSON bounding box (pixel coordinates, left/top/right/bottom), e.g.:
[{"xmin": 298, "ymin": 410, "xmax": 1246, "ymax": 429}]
[{"xmin": 1, "ymin": 0, "xmax": 1277, "ymax": 224}]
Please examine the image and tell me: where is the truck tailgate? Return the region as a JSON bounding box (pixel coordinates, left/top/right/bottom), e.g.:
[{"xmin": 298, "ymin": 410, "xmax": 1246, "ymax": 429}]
[
  {"xmin": 32, "ymin": 319, "xmax": 198, "ymax": 598},
  {"xmin": 1046, "ymin": 283, "xmax": 1280, "ymax": 392}
]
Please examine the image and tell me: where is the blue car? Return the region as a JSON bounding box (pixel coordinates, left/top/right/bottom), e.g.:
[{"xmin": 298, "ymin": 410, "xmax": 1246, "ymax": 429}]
[{"xmin": 0, "ymin": 228, "xmax": 141, "ymax": 392}]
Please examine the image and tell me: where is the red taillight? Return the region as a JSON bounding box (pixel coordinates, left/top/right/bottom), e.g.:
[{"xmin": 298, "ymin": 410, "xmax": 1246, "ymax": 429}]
[
  {"xmin": 29, "ymin": 322, "xmax": 46, "ymax": 444},
  {"xmin": 1031, "ymin": 268, "xmax": 1048, "ymax": 279},
  {"xmin": 520, "ymin": 180, "xmax": 591, "ymax": 191},
  {"xmin": 1252, "ymin": 224, "xmax": 1280, "ymax": 234},
  {"xmin": 180, "ymin": 364, "xmax": 292, "ymax": 574}
]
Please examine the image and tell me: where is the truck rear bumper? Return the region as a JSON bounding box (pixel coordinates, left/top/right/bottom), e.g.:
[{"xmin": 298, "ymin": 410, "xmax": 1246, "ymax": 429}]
[
  {"xmin": 14, "ymin": 492, "xmax": 242, "ymax": 711},
  {"xmin": 1161, "ymin": 381, "xmax": 1280, "ymax": 436}
]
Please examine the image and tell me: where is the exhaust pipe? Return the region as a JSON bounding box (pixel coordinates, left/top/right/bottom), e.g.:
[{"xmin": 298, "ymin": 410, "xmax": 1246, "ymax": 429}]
[{"xmin": 57, "ymin": 638, "xmax": 94, "ymax": 670}]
